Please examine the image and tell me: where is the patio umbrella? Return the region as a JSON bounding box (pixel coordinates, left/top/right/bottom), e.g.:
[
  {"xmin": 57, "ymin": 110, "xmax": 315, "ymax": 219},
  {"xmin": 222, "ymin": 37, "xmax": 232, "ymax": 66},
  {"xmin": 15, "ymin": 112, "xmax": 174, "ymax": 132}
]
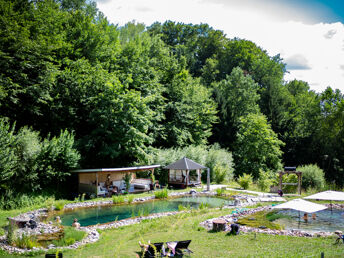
[
  {"xmin": 273, "ymin": 199, "xmax": 327, "ymax": 226},
  {"xmin": 273, "ymin": 198, "xmax": 327, "ymax": 213},
  {"xmin": 304, "ymin": 190, "xmax": 344, "ymax": 211}
]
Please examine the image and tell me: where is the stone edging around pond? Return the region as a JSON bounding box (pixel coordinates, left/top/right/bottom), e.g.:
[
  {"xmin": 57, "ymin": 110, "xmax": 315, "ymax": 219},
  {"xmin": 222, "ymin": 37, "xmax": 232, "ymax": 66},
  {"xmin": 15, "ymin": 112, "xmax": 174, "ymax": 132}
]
[{"xmin": 199, "ymin": 206, "xmax": 336, "ymax": 238}]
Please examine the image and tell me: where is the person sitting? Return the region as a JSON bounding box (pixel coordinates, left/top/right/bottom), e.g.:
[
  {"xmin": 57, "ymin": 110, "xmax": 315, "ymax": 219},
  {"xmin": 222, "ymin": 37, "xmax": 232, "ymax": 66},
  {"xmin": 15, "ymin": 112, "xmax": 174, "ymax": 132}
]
[
  {"xmin": 334, "ymin": 231, "xmax": 344, "ymax": 244},
  {"xmin": 303, "ymin": 213, "xmax": 308, "ymax": 222},
  {"xmin": 105, "ymin": 174, "xmax": 112, "ymax": 190},
  {"xmin": 72, "ymin": 218, "xmax": 80, "ymax": 228},
  {"xmin": 229, "ymin": 223, "xmax": 240, "ymax": 235},
  {"xmin": 277, "ymin": 189, "xmax": 283, "ymax": 197},
  {"xmin": 56, "ymin": 216, "xmax": 61, "ymax": 224},
  {"xmin": 111, "ymin": 185, "xmax": 119, "ymax": 196},
  {"xmin": 312, "ymin": 213, "xmax": 316, "ymax": 220}
]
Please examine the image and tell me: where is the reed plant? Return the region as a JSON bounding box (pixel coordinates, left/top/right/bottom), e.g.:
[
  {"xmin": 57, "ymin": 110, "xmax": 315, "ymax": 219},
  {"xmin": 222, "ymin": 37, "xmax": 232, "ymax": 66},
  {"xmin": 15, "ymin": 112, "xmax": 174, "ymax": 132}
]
[
  {"xmin": 127, "ymin": 195, "xmax": 134, "ymax": 204},
  {"xmin": 15, "ymin": 233, "xmax": 39, "ymax": 249},
  {"xmin": 112, "ymin": 195, "xmax": 125, "ymax": 204},
  {"xmin": 52, "ymin": 226, "xmax": 86, "ymax": 247},
  {"xmin": 154, "ymin": 188, "xmax": 168, "ymax": 199}
]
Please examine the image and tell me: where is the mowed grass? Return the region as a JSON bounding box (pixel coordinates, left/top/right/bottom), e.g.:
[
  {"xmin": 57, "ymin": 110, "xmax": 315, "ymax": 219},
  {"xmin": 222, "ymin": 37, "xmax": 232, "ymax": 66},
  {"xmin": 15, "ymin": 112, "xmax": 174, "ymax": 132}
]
[{"xmin": 5, "ymin": 208, "xmax": 341, "ymax": 258}]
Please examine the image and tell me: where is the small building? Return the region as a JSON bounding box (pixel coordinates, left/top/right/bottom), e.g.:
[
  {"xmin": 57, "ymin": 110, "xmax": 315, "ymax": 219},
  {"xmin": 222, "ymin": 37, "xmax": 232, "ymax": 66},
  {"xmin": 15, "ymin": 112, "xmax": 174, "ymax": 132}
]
[
  {"xmin": 71, "ymin": 165, "xmax": 160, "ymax": 196},
  {"xmin": 165, "ymin": 157, "xmax": 207, "ymax": 188}
]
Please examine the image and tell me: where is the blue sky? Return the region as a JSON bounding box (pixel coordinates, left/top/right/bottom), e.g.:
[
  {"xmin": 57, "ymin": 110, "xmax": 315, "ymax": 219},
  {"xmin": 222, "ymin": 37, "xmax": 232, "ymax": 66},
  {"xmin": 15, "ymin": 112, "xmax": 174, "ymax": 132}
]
[{"xmin": 96, "ymin": 0, "xmax": 344, "ymax": 92}]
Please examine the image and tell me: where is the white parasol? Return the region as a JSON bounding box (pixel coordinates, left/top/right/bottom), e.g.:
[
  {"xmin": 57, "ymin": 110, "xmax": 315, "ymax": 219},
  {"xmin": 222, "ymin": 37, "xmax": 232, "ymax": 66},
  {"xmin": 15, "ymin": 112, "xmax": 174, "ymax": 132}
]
[
  {"xmin": 304, "ymin": 190, "xmax": 344, "ymax": 201},
  {"xmin": 272, "ymin": 198, "xmax": 327, "ymax": 213}
]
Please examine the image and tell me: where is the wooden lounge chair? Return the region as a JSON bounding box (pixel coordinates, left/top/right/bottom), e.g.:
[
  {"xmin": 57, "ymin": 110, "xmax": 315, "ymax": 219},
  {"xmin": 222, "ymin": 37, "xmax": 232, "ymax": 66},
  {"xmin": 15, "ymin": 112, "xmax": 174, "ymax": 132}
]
[{"xmin": 167, "ymin": 240, "xmax": 193, "ymax": 256}]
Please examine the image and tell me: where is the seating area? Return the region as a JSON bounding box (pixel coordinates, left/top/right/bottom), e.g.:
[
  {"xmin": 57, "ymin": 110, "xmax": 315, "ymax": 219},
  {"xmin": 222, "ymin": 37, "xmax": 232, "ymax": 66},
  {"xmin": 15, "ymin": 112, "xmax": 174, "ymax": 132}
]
[{"xmin": 140, "ymin": 240, "xmax": 192, "ymax": 257}]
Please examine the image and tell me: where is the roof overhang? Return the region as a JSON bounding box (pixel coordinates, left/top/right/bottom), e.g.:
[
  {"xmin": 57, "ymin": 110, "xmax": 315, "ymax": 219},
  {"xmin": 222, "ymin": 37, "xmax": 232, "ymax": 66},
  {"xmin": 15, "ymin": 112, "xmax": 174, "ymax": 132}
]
[{"xmin": 71, "ymin": 165, "xmax": 161, "ymax": 173}]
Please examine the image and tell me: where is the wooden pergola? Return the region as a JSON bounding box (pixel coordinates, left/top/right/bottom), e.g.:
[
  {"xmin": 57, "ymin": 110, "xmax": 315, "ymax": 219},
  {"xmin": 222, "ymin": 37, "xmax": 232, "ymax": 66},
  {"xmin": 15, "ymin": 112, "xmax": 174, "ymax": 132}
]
[{"xmin": 279, "ymin": 167, "xmax": 302, "ymax": 195}]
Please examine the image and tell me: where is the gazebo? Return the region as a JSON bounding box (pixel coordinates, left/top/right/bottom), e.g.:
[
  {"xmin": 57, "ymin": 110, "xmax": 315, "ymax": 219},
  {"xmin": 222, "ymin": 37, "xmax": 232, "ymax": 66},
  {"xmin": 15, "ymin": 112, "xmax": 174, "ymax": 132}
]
[{"xmin": 164, "ymin": 157, "xmax": 209, "ymax": 189}]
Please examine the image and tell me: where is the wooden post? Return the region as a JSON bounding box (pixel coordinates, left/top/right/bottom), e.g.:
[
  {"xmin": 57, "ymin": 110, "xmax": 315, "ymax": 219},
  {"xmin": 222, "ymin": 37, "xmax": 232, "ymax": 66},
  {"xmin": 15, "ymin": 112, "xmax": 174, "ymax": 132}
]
[
  {"xmin": 207, "ymin": 168, "xmax": 210, "ymax": 191},
  {"xmin": 96, "ymin": 172, "xmax": 99, "ymax": 196},
  {"xmin": 297, "ymin": 173, "xmax": 301, "ymax": 195},
  {"xmin": 186, "ymin": 170, "xmax": 189, "ymax": 187},
  {"xmin": 279, "ymin": 172, "xmax": 283, "ymax": 192}
]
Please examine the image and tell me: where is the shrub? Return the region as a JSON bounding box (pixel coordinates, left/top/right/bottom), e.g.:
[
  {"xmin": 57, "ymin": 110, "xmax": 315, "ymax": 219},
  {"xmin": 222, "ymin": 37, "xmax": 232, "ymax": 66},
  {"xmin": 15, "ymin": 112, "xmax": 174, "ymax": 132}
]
[
  {"xmin": 112, "ymin": 195, "xmax": 125, "ymax": 204},
  {"xmin": 123, "ymin": 173, "xmax": 131, "ymax": 192},
  {"xmin": 257, "ymin": 170, "xmax": 273, "ymax": 192},
  {"xmin": 55, "ymin": 200, "xmax": 66, "ymax": 211},
  {"xmin": 45, "ymin": 197, "xmax": 55, "ymax": 211},
  {"xmin": 213, "ymin": 164, "xmax": 227, "ymax": 184},
  {"xmin": 282, "ymin": 174, "xmax": 298, "ymax": 193},
  {"xmin": 297, "ymin": 164, "xmax": 325, "ymax": 191},
  {"xmin": 238, "ymin": 173, "xmax": 252, "ymax": 190},
  {"xmin": 216, "ymin": 188, "xmax": 224, "ymax": 196},
  {"xmin": 154, "ymin": 188, "xmax": 168, "ymax": 199},
  {"xmin": 143, "ymin": 144, "xmax": 234, "ymax": 185},
  {"xmin": 0, "ymin": 192, "xmax": 53, "ymax": 210},
  {"xmin": 6, "ymin": 223, "xmax": 16, "ymax": 245}
]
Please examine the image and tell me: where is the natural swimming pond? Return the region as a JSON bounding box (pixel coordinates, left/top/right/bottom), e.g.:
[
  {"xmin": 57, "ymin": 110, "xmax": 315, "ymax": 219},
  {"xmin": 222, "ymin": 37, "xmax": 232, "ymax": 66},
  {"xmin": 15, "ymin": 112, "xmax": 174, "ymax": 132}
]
[
  {"xmin": 275, "ymin": 209, "xmax": 344, "ymax": 232},
  {"xmin": 58, "ymin": 196, "xmax": 232, "ymax": 227}
]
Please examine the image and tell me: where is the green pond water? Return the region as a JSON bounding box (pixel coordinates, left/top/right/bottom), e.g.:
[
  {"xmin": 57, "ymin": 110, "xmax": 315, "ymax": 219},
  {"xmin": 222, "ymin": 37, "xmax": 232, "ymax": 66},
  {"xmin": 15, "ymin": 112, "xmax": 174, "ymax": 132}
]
[
  {"xmin": 59, "ymin": 196, "xmax": 233, "ymax": 227},
  {"xmin": 275, "ymin": 209, "xmax": 344, "ymax": 232}
]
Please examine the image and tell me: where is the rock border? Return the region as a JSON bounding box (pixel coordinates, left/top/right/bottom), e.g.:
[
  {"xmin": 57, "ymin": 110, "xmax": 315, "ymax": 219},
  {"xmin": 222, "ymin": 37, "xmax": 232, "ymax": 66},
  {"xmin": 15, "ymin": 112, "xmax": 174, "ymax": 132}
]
[{"xmin": 199, "ymin": 205, "xmax": 338, "ymax": 238}]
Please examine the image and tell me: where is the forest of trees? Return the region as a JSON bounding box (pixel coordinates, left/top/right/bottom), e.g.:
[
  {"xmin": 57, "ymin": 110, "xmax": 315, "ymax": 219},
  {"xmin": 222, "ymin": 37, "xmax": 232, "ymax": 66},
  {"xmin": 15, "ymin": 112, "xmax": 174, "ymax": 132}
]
[{"xmin": 0, "ymin": 0, "xmax": 343, "ymax": 202}]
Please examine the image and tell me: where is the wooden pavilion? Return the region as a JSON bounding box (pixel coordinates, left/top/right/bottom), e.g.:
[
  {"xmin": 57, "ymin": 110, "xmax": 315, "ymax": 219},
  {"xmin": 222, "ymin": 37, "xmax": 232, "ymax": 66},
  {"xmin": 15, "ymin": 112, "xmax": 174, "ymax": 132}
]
[
  {"xmin": 165, "ymin": 157, "xmax": 208, "ymax": 188},
  {"xmin": 71, "ymin": 165, "xmax": 160, "ymax": 196}
]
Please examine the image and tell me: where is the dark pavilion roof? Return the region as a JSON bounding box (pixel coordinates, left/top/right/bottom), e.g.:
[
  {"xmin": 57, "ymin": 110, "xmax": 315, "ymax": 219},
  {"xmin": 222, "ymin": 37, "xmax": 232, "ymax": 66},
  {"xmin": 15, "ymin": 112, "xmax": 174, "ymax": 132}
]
[{"xmin": 164, "ymin": 157, "xmax": 207, "ymax": 170}]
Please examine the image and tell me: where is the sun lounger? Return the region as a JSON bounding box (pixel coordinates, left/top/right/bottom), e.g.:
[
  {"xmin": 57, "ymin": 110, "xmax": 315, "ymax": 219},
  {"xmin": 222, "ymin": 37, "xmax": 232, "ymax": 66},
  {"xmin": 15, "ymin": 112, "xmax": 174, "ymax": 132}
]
[{"xmin": 166, "ymin": 240, "xmax": 192, "ymax": 256}]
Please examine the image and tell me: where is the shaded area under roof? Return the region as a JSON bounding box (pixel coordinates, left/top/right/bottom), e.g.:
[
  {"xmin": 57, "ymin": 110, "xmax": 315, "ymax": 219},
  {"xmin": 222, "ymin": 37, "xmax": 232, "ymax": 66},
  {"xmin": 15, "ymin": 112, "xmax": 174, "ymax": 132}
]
[{"xmin": 164, "ymin": 157, "xmax": 207, "ymax": 170}]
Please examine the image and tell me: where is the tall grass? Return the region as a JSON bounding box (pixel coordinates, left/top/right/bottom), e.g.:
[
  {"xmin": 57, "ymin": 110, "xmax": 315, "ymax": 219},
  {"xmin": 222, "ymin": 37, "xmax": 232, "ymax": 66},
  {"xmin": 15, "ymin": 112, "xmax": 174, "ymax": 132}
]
[
  {"xmin": 15, "ymin": 233, "xmax": 39, "ymax": 249},
  {"xmin": 113, "ymin": 195, "xmax": 125, "ymax": 204},
  {"xmin": 154, "ymin": 188, "xmax": 168, "ymax": 199},
  {"xmin": 0, "ymin": 192, "xmax": 55, "ymax": 210},
  {"xmin": 127, "ymin": 195, "xmax": 134, "ymax": 204},
  {"xmin": 52, "ymin": 226, "xmax": 86, "ymax": 247}
]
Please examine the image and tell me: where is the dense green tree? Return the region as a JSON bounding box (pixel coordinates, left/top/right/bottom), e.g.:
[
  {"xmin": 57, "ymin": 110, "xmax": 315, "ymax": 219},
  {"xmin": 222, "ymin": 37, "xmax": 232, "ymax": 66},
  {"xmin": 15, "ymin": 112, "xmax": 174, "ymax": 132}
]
[
  {"xmin": 37, "ymin": 129, "xmax": 80, "ymax": 189},
  {"xmin": 161, "ymin": 70, "xmax": 217, "ymax": 147},
  {"xmin": 148, "ymin": 21, "xmax": 226, "ymax": 77},
  {"xmin": 213, "ymin": 67, "xmax": 260, "ymax": 147},
  {"xmin": 281, "ymin": 80, "xmax": 321, "ymax": 165},
  {"xmin": 49, "ymin": 59, "xmax": 153, "ymax": 167},
  {"xmin": 0, "ymin": 119, "xmax": 17, "ymax": 191},
  {"xmin": 234, "ymin": 113, "xmax": 284, "ymax": 179},
  {"xmin": 316, "ymin": 87, "xmax": 344, "ymax": 185}
]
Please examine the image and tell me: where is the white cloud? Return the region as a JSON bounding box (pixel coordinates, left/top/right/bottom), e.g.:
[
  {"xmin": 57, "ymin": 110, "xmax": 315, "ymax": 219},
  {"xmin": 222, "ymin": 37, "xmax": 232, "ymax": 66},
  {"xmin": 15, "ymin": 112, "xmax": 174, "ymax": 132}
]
[{"xmin": 96, "ymin": 0, "xmax": 344, "ymax": 93}]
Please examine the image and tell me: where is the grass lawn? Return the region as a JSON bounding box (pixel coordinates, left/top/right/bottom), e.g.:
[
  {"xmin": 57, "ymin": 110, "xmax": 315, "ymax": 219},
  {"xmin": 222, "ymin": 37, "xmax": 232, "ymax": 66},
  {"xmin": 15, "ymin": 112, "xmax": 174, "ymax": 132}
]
[{"xmin": 1, "ymin": 207, "xmax": 343, "ymax": 257}]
